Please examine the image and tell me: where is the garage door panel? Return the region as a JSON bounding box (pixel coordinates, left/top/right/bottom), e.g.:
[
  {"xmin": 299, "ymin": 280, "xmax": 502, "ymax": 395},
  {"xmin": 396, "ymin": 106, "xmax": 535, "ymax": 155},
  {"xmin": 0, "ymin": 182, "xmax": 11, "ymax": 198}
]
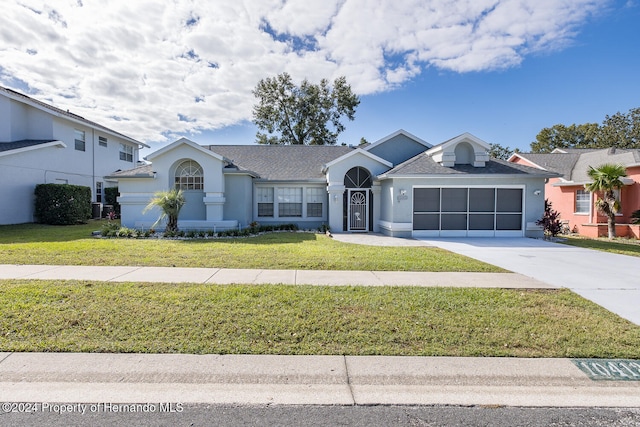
[
  {"xmin": 414, "ymin": 188, "xmax": 440, "ymax": 212},
  {"xmin": 469, "ymin": 188, "xmax": 495, "ymax": 212},
  {"xmin": 497, "ymin": 189, "xmax": 523, "ymax": 212},
  {"xmin": 441, "ymin": 188, "xmax": 467, "ymax": 212},
  {"xmin": 441, "ymin": 213, "xmax": 467, "ymax": 230},
  {"xmin": 469, "ymin": 213, "xmax": 494, "ymax": 230},
  {"xmin": 496, "ymin": 214, "xmax": 522, "ymax": 230},
  {"xmin": 413, "ymin": 213, "xmax": 439, "ymax": 230}
]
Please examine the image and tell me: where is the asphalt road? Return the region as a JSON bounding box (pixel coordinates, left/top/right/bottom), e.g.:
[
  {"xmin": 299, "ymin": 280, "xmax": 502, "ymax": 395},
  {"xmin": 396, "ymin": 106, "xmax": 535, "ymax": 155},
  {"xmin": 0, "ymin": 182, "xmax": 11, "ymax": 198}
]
[{"xmin": 2, "ymin": 404, "xmax": 640, "ymax": 427}]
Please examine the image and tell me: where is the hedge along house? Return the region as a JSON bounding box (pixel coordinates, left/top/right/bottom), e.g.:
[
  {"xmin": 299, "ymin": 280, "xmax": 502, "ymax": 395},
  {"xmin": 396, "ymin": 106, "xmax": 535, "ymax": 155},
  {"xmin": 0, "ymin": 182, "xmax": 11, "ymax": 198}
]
[{"xmin": 111, "ymin": 130, "xmax": 557, "ymax": 237}]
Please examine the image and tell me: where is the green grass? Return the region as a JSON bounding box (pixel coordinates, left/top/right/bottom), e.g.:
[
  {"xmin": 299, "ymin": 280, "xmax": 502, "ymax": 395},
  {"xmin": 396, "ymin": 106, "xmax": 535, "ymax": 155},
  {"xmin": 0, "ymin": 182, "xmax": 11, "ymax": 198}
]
[
  {"xmin": 561, "ymin": 236, "xmax": 640, "ymax": 258},
  {"xmin": 0, "ymin": 221, "xmax": 503, "ymax": 272},
  {"xmin": 1, "ymin": 279, "xmax": 639, "ymax": 358}
]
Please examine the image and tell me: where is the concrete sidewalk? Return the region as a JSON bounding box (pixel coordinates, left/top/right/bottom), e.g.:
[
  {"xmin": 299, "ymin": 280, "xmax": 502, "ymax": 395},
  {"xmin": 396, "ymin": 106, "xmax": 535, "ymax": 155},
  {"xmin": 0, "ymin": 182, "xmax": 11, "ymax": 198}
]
[
  {"xmin": 1, "ymin": 353, "xmax": 639, "ymax": 407},
  {"xmin": 0, "ymin": 264, "xmax": 553, "ymax": 288}
]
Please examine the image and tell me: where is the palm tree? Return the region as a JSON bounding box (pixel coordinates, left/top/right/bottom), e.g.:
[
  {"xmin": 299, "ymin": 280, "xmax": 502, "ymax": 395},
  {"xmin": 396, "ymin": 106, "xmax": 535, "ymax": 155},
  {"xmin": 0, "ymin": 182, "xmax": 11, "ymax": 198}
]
[
  {"xmin": 585, "ymin": 163, "xmax": 627, "ymax": 239},
  {"xmin": 143, "ymin": 188, "xmax": 186, "ymax": 233}
]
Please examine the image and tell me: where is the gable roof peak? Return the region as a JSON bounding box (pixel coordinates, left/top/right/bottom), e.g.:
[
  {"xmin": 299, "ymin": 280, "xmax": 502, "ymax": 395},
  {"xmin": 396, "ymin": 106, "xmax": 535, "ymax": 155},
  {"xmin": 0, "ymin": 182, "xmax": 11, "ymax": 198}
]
[{"xmin": 363, "ymin": 129, "xmax": 432, "ymax": 152}]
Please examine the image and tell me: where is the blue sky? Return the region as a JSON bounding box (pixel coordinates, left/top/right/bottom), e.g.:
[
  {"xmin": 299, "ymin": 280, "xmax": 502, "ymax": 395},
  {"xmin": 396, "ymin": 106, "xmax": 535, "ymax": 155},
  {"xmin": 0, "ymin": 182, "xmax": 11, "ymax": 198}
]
[{"xmin": 1, "ymin": 1, "xmax": 638, "ymax": 156}]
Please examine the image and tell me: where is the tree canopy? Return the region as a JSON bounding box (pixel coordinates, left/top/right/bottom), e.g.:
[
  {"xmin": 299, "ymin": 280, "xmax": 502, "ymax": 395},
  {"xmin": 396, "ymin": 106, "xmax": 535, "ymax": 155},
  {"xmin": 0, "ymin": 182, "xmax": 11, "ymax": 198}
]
[
  {"xmin": 531, "ymin": 107, "xmax": 640, "ymax": 153},
  {"xmin": 252, "ymin": 73, "xmax": 360, "ymax": 145}
]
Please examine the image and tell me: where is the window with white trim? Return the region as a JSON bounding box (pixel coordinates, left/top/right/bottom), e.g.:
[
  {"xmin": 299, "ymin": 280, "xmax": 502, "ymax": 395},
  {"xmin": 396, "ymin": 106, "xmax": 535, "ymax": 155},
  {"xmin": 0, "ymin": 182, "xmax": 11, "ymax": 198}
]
[
  {"xmin": 257, "ymin": 187, "xmax": 274, "ymax": 217},
  {"xmin": 74, "ymin": 129, "xmax": 85, "ymax": 151},
  {"xmin": 306, "ymin": 187, "xmax": 324, "ymax": 217},
  {"xmin": 119, "ymin": 144, "xmax": 133, "ymax": 162},
  {"xmin": 99, "ymin": 136, "xmax": 108, "ymax": 147},
  {"xmin": 174, "ymin": 160, "xmax": 203, "ymax": 190},
  {"xmin": 278, "ymin": 187, "xmax": 302, "ymax": 217},
  {"xmin": 575, "ymin": 190, "xmax": 590, "ymax": 214}
]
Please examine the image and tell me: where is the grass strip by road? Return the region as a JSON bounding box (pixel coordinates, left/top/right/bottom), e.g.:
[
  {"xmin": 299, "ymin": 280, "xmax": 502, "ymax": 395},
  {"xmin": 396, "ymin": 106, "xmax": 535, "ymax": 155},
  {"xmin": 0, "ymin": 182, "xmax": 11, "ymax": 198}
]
[
  {"xmin": 0, "ymin": 222, "xmax": 502, "ymax": 272},
  {"xmin": 560, "ymin": 236, "xmax": 640, "ymax": 258},
  {"xmin": 1, "ymin": 279, "xmax": 639, "ymax": 358}
]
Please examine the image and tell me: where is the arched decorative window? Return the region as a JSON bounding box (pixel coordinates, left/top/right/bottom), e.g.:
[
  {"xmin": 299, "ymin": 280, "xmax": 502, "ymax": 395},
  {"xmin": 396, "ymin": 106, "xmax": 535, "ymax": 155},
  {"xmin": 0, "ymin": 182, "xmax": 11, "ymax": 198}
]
[
  {"xmin": 174, "ymin": 160, "xmax": 203, "ymax": 190},
  {"xmin": 344, "ymin": 167, "xmax": 372, "ymax": 188}
]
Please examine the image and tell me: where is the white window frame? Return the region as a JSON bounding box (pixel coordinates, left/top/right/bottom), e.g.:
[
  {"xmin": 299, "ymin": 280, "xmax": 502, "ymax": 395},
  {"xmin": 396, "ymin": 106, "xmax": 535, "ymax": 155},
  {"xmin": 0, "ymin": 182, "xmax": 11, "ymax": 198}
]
[
  {"xmin": 74, "ymin": 129, "xmax": 85, "ymax": 151},
  {"xmin": 257, "ymin": 187, "xmax": 274, "ymax": 217},
  {"xmin": 277, "ymin": 187, "xmax": 303, "ymax": 217},
  {"xmin": 575, "ymin": 189, "xmax": 590, "ymax": 214},
  {"xmin": 306, "ymin": 187, "xmax": 324, "ymax": 218},
  {"xmin": 98, "ymin": 136, "xmax": 108, "ymax": 147},
  {"xmin": 119, "ymin": 143, "xmax": 134, "ymax": 162}
]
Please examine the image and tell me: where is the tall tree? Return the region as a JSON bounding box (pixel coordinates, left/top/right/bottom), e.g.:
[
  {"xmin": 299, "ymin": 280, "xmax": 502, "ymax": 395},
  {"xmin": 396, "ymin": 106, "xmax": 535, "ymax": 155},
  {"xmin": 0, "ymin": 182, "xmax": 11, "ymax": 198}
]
[
  {"xmin": 489, "ymin": 143, "xmax": 516, "ymax": 160},
  {"xmin": 252, "ymin": 73, "xmax": 360, "ymax": 145},
  {"xmin": 530, "ymin": 123, "xmax": 599, "ymax": 153},
  {"xmin": 530, "ymin": 107, "xmax": 640, "ymax": 153},
  {"xmin": 599, "ymin": 107, "xmax": 640, "ymax": 149},
  {"xmin": 584, "ymin": 163, "xmax": 627, "ymax": 239}
]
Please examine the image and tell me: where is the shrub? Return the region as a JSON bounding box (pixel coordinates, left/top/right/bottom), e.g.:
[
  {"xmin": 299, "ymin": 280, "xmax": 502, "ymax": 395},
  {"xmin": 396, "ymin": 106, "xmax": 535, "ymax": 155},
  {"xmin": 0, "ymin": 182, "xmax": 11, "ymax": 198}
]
[
  {"xmin": 536, "ymin": 199, "xmax": 562, "ymax": 238},
  {"xmin": 34, "ymin": 184, "xmax": 91, "ymax": 225},
  {"xmin": 631, "ymin": 210, "xmax": 640, "ymax": 225},
  {"xmin": 101, "ymin": 221, "xmax": 120, "ymax": 237}
]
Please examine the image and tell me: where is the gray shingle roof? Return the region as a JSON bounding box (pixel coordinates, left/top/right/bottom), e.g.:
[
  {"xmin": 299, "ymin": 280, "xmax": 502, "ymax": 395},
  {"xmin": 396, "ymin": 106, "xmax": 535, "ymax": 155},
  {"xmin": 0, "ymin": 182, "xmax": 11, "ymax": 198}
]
[
  {"xmin": 516, "ymin": 148, "xmax": 640, "ymax": 183},
  {"xmin": 0, "ymin": 139, "xmax": 57, "ymax": 152},
  {"xmin": 384, "ymin": 151, "xmax": 558, "ymax": 177},
  {"xmin": 208, "ymin": 145, "xmax": 354, "ymax": 180},
  {"xmin": 512, "ymin": 153, "xmax": 580, "ymax": 179},
  {"xmin": 106, "ymin": 164, "xmax": 154, "ymax": 178}
]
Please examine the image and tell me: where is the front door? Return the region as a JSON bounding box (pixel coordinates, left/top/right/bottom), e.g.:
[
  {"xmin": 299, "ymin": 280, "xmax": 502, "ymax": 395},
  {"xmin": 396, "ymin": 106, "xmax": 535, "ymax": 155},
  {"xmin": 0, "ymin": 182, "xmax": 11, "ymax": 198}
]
[{"xmin": 348, "ymin": 190, "xmax": 368, "ymax": 231}]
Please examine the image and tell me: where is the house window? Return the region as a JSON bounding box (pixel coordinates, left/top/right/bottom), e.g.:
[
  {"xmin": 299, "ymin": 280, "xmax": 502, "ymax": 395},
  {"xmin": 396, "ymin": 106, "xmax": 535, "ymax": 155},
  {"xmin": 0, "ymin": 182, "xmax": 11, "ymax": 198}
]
[
  {"xmin": 306, "ymin": 187, "xmax": 324, "ymax": 217},
  {"xmin": 174, "ymin": 160, "xmax": 203, "ymax": 190},
  {"xmin": 99, "ymin": 136, "xmax": 108, "ymax": 147},
  {"xmin": 576, "ymin": 190, "xmax": 590, "ymax": 214},
  {"xmin": 257, "ymin": 187, "xmax": 274, "ymax": 217},
  {"xmin": 278, "ymin": 187, "xmax": 302, "ymax": 217},
  {"xmin": 96, "ymin": 182, "xmax": 103, "ymax": 203},
  {"xmin": 74, "ymin": 129, "xmax": 85, "ymax": 151},
  {"xmin": 119, "ymin": 144, "xmax": 134, "ymax": 162}
]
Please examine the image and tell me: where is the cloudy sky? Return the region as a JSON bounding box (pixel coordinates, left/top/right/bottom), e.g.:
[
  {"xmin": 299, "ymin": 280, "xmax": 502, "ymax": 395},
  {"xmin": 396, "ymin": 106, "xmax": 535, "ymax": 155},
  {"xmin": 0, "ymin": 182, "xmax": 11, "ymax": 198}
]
[{"xmin": 1, "ymin": 0, "xmax": 639, "ymax": 154}]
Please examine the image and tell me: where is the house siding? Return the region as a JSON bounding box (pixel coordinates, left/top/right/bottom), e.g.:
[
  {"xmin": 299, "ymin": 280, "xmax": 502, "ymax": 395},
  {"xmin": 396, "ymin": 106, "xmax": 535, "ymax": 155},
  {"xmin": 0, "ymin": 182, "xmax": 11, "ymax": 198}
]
[{"xmin": 0, "ymin": 88, "xmax": 142, "ymax": 224}]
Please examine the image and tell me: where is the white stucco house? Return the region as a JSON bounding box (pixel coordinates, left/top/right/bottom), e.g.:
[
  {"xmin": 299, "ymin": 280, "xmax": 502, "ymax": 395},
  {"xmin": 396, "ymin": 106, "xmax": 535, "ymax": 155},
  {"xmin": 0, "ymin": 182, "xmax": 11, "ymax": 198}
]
[
  {"xmin": 0, "ymin": 86, "xmax": 147, "ymax": 225},
  {"xmin": 111, "ymin": 130, "xmax": 557, "ymax": 238}
]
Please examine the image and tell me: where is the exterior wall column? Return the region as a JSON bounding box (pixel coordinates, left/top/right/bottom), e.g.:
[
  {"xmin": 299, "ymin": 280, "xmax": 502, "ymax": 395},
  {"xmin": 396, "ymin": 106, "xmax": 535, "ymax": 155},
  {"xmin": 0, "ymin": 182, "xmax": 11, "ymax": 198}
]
[
  {"xmin": 371, "ymin": 182, "xmax": 382, "ymax": 233},
  {"xmin": 327, "ymin": 184, "xmax": 345, "ymax": 233},
  {"xmin": 203, "ymin": 192, "xmax": 225, "ymax": 221}
]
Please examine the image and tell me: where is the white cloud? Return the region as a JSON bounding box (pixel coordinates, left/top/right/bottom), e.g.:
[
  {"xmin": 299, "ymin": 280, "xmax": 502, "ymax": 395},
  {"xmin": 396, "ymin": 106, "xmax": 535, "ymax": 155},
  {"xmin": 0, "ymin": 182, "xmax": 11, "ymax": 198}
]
[{"xmin": 0, "ymin": 0, "xmax": 608, "ymax": 145}]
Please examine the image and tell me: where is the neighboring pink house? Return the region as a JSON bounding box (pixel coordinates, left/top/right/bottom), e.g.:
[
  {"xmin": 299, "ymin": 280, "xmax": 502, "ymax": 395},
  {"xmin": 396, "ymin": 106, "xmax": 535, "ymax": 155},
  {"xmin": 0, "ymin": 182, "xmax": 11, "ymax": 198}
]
[{"xmin": 509, "ymin": 148, "xmax": 640, "ymax": 238}]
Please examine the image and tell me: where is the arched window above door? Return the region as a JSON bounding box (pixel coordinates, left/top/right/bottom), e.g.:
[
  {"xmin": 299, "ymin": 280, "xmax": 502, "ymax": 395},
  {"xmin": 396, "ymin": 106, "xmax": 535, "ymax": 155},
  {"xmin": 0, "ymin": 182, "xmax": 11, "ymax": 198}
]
[
  {"xmin": 174, "ymin": 160, "xmax": 203, "ymax": 190},
  {"xmin": 344, "ymin": 167, "xmax": 372, "ymax": 188}
]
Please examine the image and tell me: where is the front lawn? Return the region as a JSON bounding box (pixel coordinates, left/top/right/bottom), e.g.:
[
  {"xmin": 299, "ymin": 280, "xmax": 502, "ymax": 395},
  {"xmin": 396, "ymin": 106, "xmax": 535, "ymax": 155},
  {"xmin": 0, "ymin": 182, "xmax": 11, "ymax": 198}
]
[
  {"xmin": 561, "ymin": 236, "xmax": 640, "ymax": 258},
  {"xmin": 0, "ymin": 221, "xmax": 503, "ymax": 272},
  {"xmin": 1, "ymin": 279, "xmax": 639, "ymax": 358}
]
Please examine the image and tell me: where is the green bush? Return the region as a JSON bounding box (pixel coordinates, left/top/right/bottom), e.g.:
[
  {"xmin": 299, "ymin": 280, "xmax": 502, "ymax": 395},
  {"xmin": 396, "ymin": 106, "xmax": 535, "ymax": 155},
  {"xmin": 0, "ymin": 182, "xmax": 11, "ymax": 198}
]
[{"xmin": 34, "ymin": 184, "xmax": 91, "ymax": 225}]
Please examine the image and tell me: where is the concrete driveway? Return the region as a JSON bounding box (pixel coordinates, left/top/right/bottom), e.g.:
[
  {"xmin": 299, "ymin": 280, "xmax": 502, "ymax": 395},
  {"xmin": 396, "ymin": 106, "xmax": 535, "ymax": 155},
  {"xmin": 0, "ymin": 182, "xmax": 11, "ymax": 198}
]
[{"xmin": 419, "ymin": 237, "xmax": 640, "ymax": 326}]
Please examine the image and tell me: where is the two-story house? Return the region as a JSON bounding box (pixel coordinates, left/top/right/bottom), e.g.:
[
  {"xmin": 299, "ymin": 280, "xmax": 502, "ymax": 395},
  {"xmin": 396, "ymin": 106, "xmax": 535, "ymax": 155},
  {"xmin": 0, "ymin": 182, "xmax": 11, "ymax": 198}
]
[{"xmin": 0, "ymin": 86, "xmax": 147, "ymax": 225}]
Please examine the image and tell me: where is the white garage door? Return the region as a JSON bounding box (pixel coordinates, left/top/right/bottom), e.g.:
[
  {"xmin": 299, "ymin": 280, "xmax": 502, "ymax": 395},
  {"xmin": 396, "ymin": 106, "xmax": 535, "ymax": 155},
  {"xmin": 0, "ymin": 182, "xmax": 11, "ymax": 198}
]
[{"xmin": 412, "ymin": 187, "xmax": 524, "ymax": 237}]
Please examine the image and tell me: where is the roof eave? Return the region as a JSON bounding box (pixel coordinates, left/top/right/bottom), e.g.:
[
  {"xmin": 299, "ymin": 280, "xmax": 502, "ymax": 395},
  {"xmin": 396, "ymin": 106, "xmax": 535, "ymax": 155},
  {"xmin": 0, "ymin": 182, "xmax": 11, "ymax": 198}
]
[{"xmin": 0, "ymin": 140, "xmax": 66, "ymax": 157}]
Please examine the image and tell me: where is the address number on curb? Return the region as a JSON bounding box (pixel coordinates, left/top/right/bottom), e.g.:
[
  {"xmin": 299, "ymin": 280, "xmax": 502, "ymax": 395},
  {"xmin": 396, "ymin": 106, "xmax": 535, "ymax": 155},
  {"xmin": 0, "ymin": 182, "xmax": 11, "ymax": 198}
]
[{"xmin": 572, "ymin": 359, "xmax": 640, "ymax": 381}]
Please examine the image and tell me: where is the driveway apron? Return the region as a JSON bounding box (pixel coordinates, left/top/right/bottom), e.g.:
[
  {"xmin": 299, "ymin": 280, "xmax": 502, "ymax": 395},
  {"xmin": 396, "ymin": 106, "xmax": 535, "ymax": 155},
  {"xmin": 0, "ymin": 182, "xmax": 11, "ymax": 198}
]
[{"xmin": 419, "ymin": 237, "xmax": 640, "ymax": 325}]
